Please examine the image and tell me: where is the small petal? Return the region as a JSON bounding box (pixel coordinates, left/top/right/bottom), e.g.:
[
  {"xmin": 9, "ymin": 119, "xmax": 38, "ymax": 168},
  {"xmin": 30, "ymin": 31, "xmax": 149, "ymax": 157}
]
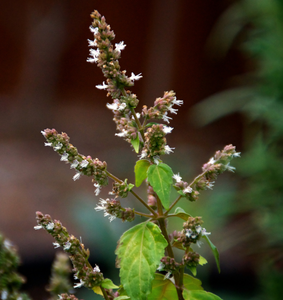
[
  {"xmin": 129, "ymin": 72, "xmax": 142, "ymax": 81},
  {"xmin": 80, "ymin": 160, "xmax": 89, "ymax": 168},
  {"xmin": 115, "ymin": 130, "xmax": 128, "ymax": 137},
  {"xmin": 183, "ymin": 186, "xmax": 192, "ymax": 194},
  {"xmin": 172, "ymin": 98, "xmax": 183, "ymax": 106},
  {"xmin": 162, "ymin": 112, "xmax": 172, "ymax": 123},
  {"xmin": 164, "ymin": 145, "xmax": 174, "ymax": 154},
  {"xmin": 106, "ymin": 102, "xmax": 119, "ymax": 110},
  {"xmin": 93, "ymin": 265, "xmax": 100, "ymax": 272},
  {"xmin": 53, "ymin": 242, "xmax": 60, "ymax": 249},
  {"xmin": 163, "ymin": 126, "xmax": 174, "ymax": 134},
  {"xmin": 173, "ymin": 173, "xmax": 182, "ymax": 182},
  {"xmin": 44, "ymin": 142, "xmax": 52, "ymax": 147},
  {"xmin": 89, "ymin": 26, "xmax": 98, "ymax": 34},
  {"xmin": 115, "ymin": 41, "xmax": 126, "ymax": 52},
  {"xmin": 60, "ymin": 152, "xmax": 69, "ymax": 162},
  {"xmin": 96, "ymin": 81, "xmax": 109, "ymax": 90},
  {"xmin": 168, "ymin": 106, "xmax": 178, "ymax": 114},
  {"xmin": 34, "ymin": 225, "xmax": 43, "ymax": 230},
  {"xmin": 70, "ymin": 159, "xmax": 79, "ymax": 169},
  {"xmin": 64, "ymin": 242, "xmax": 72, "ymax": 250},
  {"xmin": 54, "ymin": 143, "xmax": 63, "ymax": 151},
  {"xmin": 41, "ymin": 130, "xmax": 46, "ymax": 136},
  {"xmin": 74, "ymin": 279, "xmax": 84, "ymax": 288},
  {"xmin": 233, "ymin": 152, "xmax": 241, "ymax": 158},
  {"xmin": 73, "ymin": 172, "xmax": 81, "ymax": 181},
  {"xmin": 87, "ymin": 39, "xmax": 97, "ymax": 47},
  {"xmin": 46, "ymin": 222, "xmax": 54, "ymax": 230}
]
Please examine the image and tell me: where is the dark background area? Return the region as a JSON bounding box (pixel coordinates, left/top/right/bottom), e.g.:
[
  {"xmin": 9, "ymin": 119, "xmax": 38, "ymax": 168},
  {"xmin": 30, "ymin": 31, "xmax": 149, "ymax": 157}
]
[{"xmin": 0, "ymin": 1, "xmax": 255, "ymax": 299}]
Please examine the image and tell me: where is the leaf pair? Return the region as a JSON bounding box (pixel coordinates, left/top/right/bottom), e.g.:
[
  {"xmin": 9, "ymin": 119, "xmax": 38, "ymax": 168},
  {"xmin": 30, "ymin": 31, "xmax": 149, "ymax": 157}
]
[{"xmin": 135, "ymin": 160, "xmax": 173, "ymax": 210}]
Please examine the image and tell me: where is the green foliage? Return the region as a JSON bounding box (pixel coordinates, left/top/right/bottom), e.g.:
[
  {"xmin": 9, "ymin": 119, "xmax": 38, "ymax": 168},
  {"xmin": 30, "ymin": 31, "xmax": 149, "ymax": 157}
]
[
  {"xmin": 147, "ymin": 163, "xmax": 173, "ymax": 210},
  {"xmin": 203, "ymin": 235, "xmax": 220, "ymax": 273},
  {"xmin": 131, "ymin": 135, "xmax": 140, "ymax": 153},
  {"xmin": 134, "ymin": 159, "xmax": 150, "ymax": 187},
  {"xmin": 183, "ymin": 290, "xmax": 223, "ymax": 300},
  {"xmin": 115, "ymin": 222, "xmax": 168, "ymax": 300},
  {"xmin": 172, "ymin": 207, "xmax": 192, "ymax": 220}
]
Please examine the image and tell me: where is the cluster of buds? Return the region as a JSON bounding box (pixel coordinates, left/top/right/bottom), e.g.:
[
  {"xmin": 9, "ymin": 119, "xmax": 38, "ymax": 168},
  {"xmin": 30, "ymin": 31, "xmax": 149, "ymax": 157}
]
[
  {"xmin": 111, "ymin": 179, "xmax": 134, "ymax": 198},
  {"xmin": 157, "ymin": 256, "xmax": 181, "ymax": 275},
  {"xmin": 34, "ymin": 212, "xmax": 104, "ymax": 290},
  {"xmin": 182, "ymin": 251, "xmax": 200, "ymax": 268},
  {"xmin": 181, "ymin": 217, "xmax": 210, "ymax": 248},
  {"xmin": 47, "ymin": 252, "xmax": 73, "ymax": 298},
  {"xmin": 95, "ymin": 198, "xmax": 135, "ymax": 222},
  {"xmin": 0, "ymin": 234, "xmax": 31, "ymax": 300},
  {"xmin": 201, "ymin": 144, "xmax": 241, "ymax": 181},
  {"xmin": 41, "ymin": 128, "xmax": 108, "ymax": 194},
  {"xmin": 142, "ymin": 91, "xmax": 183, "ymax": 124}
]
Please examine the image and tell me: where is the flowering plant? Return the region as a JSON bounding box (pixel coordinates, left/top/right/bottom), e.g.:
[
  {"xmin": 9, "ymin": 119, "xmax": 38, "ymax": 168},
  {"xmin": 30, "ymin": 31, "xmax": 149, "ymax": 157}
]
[{"xmin": 34, "ymin": 10, "xmax": 240, "ymax": 300}]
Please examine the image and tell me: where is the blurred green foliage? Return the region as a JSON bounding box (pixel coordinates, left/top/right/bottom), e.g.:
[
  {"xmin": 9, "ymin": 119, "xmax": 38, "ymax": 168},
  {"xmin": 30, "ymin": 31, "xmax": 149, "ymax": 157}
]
[{"xmin": 192, "ymin": 0, "xmax": 283, "ymax": 298}]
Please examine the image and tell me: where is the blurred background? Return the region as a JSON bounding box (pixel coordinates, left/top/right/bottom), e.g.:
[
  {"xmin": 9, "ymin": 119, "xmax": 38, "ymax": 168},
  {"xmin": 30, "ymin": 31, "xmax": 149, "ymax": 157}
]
[{"xmin": 1, "ymin": 0, "xmax": 282, "ymax": 299}]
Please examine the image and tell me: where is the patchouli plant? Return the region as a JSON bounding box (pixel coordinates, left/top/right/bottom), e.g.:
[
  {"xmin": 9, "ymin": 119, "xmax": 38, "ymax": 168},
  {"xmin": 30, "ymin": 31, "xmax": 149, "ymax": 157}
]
[{"xmin": 34, "ymin": 10, "xmax": 240, "ymax": 300}]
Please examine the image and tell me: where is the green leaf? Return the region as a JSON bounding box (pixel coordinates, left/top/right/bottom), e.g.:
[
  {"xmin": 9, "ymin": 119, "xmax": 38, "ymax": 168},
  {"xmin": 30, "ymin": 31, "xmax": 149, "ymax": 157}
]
[
  {"xmin": 199, "ymin": 255, "xmax": 208, "ymax": 266},
  {"xmin": 183, "ymin": 273, "xmax": 204, "ymax": 291},
  {"xmin": 115, "ymin": 222, "xmax": 168, "ymax": 300},
  {"xmin": 128, "ymin": 183, "xmax": 134, "ymax": 191},
  {"xmin": 131, "ymin": 135, "xmax": 140, "ymax": 153},
  {"xmin": 147, "ymin": 163, "xmax": 173, "ymax": 210},
  {"xmin": 145, "ymin": 122, "xmax": 160, "ymax": 127},
  {"xmin": 183, "ymin": 290, "xmax": 223, "ymax": 300},
  {"xmin": 114, "ymin": 297, "xmax": 130, "ymax": 300},
  {"xmin": 134, "ymin": 160, "xmax": 150, "ymax": 187},
  {"xmin": 147, "ymin": 273, "xmax": 178, "ymax": 300},
  {"xmin": 171, "ymin": 207, "xmax": 191, "ymax": 220},
  {"xmin": 203, "ymin": 235, "xmax": 220, "ymax": 273},
  {"xmin": 101, "ymin": 278, "xmax": 119, "ymax": 289},
  {"xmin": 188, "ymin": 266, "xmax": 197, "ymax": 276}
]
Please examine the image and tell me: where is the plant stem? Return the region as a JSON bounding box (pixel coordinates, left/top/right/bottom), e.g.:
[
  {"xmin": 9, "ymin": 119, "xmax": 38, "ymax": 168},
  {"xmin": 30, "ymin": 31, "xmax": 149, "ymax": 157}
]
[
  {"xmin": 165, "ymin": 195, "xmax": 182, "ymax": 215},
  {"xmin": 100, "ymin": 286, "xmax": 110, "ymax": 300}
]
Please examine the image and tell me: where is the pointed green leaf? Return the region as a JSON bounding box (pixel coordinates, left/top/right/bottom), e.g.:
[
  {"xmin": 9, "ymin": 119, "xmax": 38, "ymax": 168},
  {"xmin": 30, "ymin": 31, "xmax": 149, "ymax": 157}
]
[
  {"xmin": 128, "ymin": 183, "xmax": 134, "ymax": 191},
  {"xmin": 172, "ymin": 207, "xmax": 192, "ymax": 221},
  {"xmin": 203, "ymin": 235, "xmax": 220, "ymax": 273},
  {"xmin": 147, "ymin": 273, "xmax": 178, "ymax": 300},
  {"xmin": 101, "ymin": 278, "xmax": 119, "ymax": 289},
  {"xmin": 183, "ymin": 290, "xmax": 223, "ymax": 300},
  {"xmin": 131, "ymin": 135, "xmax": 140, "ymax": 153},
  {"xmin": 115, "ymin": 222, "xmax": 168, "ymax": 300},
  {"xmin": 199, "ymin": 255, "xmax": 208, "ymax": 266},
  {"xmin": 134, "ymin": 160, "xmax": 150, "ymax": 187},
  {"xmin": 188, "ymin": 266, "xmax": 197, "ymax": 276},
  {"xmin": 147, "ymin": 163, "xmax": 173, "ymax": 210}
]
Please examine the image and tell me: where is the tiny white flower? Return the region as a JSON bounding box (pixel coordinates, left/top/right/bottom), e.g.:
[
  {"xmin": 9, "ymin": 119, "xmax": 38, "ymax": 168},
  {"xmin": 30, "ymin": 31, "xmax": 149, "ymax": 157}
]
[
  {"xmin": 34, "ymin": 225, "xmax": 43, "ymax": 230},
  {"xmin": 115, "ymin": 129, "xmax": 128, "ymax": 137},
  {"xmin": 164, "ymin": 272, "xmax": 172, "ymax": 280},
  {"xmin": 86, "ymin": 57, "xmax": 97, "ymax": 63},
  {"xmin": 118, "ymin": 103, "xmax": 127, "ymax": 111},
  {"xmin": 89, "ymin": 48, "xmax": 100, "ymax": 60},
  {"xmin": 201, "ymin": 228, "xmax": 211, "ymax": 237},
  {"xmin": 44, "ymin": 142, "xmax": 52, "ymax": 147},
  {"xmin": 95, "ymin": 198, "xmax": 108, "ymax": 211},
  {"xmin": 129, "ymin": 72, "xmax": 142, "ymax": 81},
  {"xmin": 206, "ymin": 181, "xmax": 214, "ymax": 190},
  {"xmin": 164, "ymin": 145, "xmax": 174, "ymax": 154},
  {"xmin": 58, "ymin": 295, "xmax": 63, "ymax": 300},
  {"xmin": 80, "ymin": 160, "xmax": 89, "ymax": 168},
  {"xmin": 89, "ymin": 26, "xmax": 98, "ymax": 34},
  {"xmin": 233, "ymin": 152, "xmax": 241, "ymax": 158},
  {"xmin": 60, "ymin": 152, "xmax": 69, "ymax": 162},
  {"xmin": 168, "ymin": 106, "xmax": 178, "ymax": 114},
  {"xmin": 73, "ymin": 172, "xmax": 81, "ymax": 181},
  {"xmin": 195, "ymin": 225, "xmax": 202, "ymax": 234},
  {"xmin": 93, "ymin": 265, "xmax": 100, "ymax": 272},
  {"xmin": 139, "ymin": 150, "xmax": 147, "ymax": 159},
  {"xmin": 94, "ymin": 183, "xmax": 101, "ymax": 196},
  {"xmin": 107, "ymin": 214, "xmax": 116, "ymax": 222},
  {"xmin": 196, "ymin": 240, "xmax": 203, "ymax": 248},
  {"xmin": 46, "ymin": 222, "xmax": 54, "ymax": 230},
  {"xmin": 64, "ymin": 241, "xmax": 72, "ymax": 250},
  {"xmin": 226, "ymin": 163, "xmax": 236, "ymax": 172},
  {"xmin": 106, "ymin": 102, "xmax": 119, "ymax": 110},
  {"xmin": 41, "ymin": 130, "xmax": 46, "ymax": 136},
  {"xmin": 153, "ymin": 156, "xmax": 160, "ymax": 165},
  {"xmin": 163, "ymin": 126, "xmax": 173, "ymax": 134},
  {"xmin": 183, "ymin": 186, "xmax": 192, "ymax": 194},
  {"xmin": 157, "ymin": 262, "xmax": 165, "ymax": 271},
  {"xmin": 53, "ymin": 242, "xmax": 60, "ymax": 249},
  {"xmin": 186, "ymin": 229, "xmax": 193, "ymax": 238},
  {"xmin": 208, "ymin": 157, "xmax": 216, "ymax": 164},
  {"xmin": 162, "ymin": 112, "xmax": 172, "ymax": 123},
  {"xmin": 96, "ymin": 81, "xmax": 109, "ymax": 90},
  {"xmin": 70, "ymin": 159, "xmax": 79, "ymax": 169},
  {"xmin": 74, "ymin": 279, "xmax": 84, "ymax": 288},
  {"xmin": 172, "ymin": 98, "xmax": 184, "ymax": 106},
  {"xmin": 173, "ymin": 173, "xmax": 182, "ymax": 182},
  {"xmin": 54, "ymin": 143, "xmax": 63, "ymax": 151},
  {"xmin": 87, "ymin": 39, "xmax": 97, "ymax": 47},
  {"xmin": 115, "ymin": 41, "xmax": 126, "ymax": 52}
]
